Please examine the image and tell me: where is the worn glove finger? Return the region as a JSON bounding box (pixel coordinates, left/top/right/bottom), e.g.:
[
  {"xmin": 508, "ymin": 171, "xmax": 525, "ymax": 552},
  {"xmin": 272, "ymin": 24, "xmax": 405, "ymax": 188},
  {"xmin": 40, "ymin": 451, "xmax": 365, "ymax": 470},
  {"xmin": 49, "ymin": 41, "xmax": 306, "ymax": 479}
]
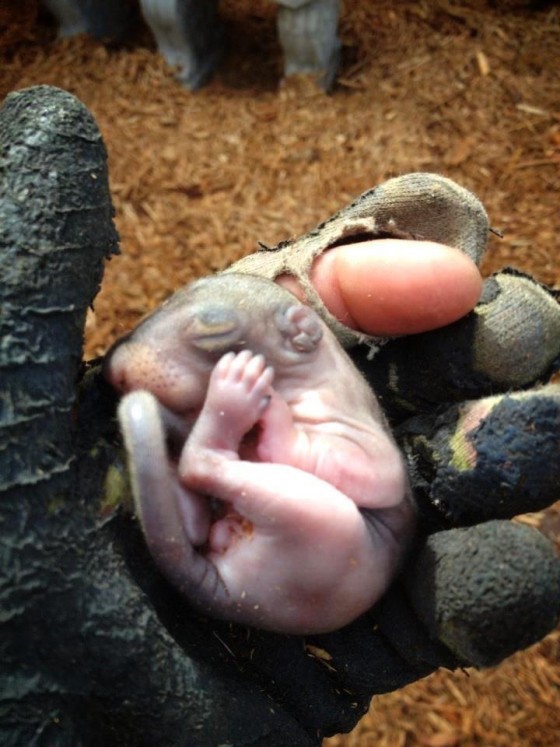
[
  {"xmin": 356, "ymin": 268, "xmax": 560, "ymax": 423},
  {"xmin": 402, "ymin": 520, "xmax": 560, "ymax": 667},
  {"xmin": 397, "ymin": 384, "xmax": 560, "ymax": 527},
  {"xmin": 226, "ymin": 171, "xmax": 489, "ymax": 348}
]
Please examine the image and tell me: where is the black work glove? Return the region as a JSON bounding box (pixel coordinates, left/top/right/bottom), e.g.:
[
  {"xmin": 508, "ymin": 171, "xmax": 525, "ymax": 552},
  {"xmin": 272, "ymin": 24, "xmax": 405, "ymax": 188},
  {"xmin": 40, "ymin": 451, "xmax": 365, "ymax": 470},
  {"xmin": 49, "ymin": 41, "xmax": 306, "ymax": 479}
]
[{"xmin": 1, "ymin": 85, "xmax": 558, "ymax": 747}]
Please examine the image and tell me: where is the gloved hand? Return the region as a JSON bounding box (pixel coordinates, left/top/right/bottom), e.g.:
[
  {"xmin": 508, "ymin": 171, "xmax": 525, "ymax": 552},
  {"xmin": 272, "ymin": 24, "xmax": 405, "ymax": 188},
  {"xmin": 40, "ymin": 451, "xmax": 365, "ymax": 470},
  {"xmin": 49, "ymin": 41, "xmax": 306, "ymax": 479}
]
[
  {"xmin": 1, "ymin": 84, "xmax": 558, "ymax": 747},
  {"xmin": 225, "ymin": 169, "xmax": 560, "ymax": 688}
]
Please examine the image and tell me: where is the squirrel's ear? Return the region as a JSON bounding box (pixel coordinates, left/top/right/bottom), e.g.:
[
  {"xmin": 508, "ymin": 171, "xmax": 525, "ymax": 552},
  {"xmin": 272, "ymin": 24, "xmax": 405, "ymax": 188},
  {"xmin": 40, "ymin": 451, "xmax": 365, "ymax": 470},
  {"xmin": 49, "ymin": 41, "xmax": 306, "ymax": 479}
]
[
  {"xmin": 276, "ymin": 304, "xmax": 324, "ymax": 353},
  {"xmin": 189, "ymin": 306, "xmax": 244, "ymax": 353}
]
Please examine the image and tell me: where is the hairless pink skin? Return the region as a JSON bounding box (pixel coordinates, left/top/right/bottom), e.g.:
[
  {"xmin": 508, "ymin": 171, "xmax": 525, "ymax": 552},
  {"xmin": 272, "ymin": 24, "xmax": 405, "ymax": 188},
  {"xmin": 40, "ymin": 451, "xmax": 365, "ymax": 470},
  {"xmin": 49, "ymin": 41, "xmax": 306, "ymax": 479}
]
[{"xmin": 105, "ymin": 273, "xmax": 416, "ymax": 634}]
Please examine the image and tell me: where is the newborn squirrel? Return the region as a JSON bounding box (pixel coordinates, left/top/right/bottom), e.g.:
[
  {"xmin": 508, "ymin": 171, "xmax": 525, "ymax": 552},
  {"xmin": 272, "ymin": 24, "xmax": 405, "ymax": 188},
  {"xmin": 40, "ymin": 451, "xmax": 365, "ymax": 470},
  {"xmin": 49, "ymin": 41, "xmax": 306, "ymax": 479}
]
[{"xmin": 104, "ymin": 273, "xmax": 416, "ymax": 633}]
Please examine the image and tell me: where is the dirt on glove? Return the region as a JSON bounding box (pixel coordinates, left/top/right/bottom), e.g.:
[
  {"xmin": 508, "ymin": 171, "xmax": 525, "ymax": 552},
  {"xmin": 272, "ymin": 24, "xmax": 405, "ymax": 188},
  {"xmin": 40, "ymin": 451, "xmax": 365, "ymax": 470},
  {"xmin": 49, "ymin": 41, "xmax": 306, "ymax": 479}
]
[{"xmin": 1, "ymin": 1, "xmax": 559, "ymax": 746}]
